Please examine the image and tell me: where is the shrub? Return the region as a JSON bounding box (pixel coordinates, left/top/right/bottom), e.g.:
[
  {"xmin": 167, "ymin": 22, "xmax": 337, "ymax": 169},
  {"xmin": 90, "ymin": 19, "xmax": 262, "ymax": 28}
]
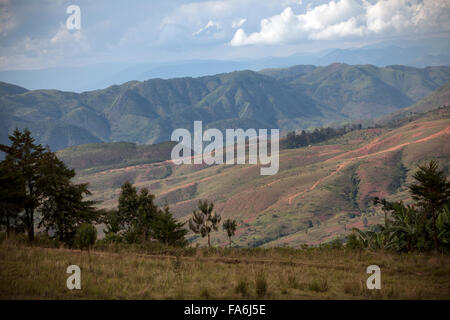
[
  {"xmin": 74, "ymin": 223, "xmax": 97, "ymax": 271},
  {"xmin": 287, "ymin": 274, "xmax": 300, "ymax": 289},
  {"xmin": 255, "ymin": 272, "xmax": 268, "ymax": 298},
  {"xmin": 74, "ymin": 223, "xmax": 97, "ymax": 250},
  {"xmin": 200, "ymin": 287, "xmax": 210, "ymax": 299},
  {"xmin": 330, "ymin": 238, "xmax": 344, "ymax": 249},
  {"xmin": 308, "ymin": 278, "xmax": 328, "ymax": 292},
  {"xmin": 235, "ymin": 278, "xmax": 249, "ymax": 297},
  {"xmin": 343, "ymin": 280, "xmax": 363, "ymax": 296},
  {"xmin": 346, "ymin": 233, "xmax": 365, "ymax": 250},
  {"xmin": 102, "ymin": 232, "xmax": 123, "ymax": 244}
]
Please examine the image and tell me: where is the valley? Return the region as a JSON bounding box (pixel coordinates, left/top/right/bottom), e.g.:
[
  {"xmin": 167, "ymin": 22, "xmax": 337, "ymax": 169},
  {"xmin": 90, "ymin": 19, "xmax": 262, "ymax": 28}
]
[{"xmin": 59, "ymin": 107, "xmax": 450, "ymax": 247}]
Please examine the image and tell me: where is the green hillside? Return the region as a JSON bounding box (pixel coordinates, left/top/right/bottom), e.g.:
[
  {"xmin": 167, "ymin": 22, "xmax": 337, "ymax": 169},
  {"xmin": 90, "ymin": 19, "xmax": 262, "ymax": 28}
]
[
  {"xmin": 1, "ymin": 64, "xmax": 449, "ymax": 150},
  {"xmin": 0, "ymin": 82, "xmax": 28, "ymax": 96},
  {"xmin": 377, "ymin": 81, "xmax": 450, "ymax": 125},
  {"xmin": 261, "ymin": 64, "xmax": 450, "ymax": 118}
]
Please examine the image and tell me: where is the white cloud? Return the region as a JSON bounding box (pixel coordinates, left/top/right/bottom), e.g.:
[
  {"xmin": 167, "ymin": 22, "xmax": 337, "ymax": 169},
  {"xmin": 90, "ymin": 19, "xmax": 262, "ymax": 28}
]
[
  {"xmin": 230, "ymin": 0, "xmax": 450, "ymax": 46},
  {"xmin": 232, "ymin": 18, "xmax": 247, "ymax": 28},
  {"xmin": 51, "ymin": 25, "xmax": 84, "ymax": 45},
  {"xmin": 159, "ymin": 0, "xmax": 298, "ymax": 44},
  {"xmin": 163, "ymin": 1, "xmax": 235, "ymax": 26},
  {"xmin": 193, "ymin": 20, "xmax": 221, "ymax": 36}
]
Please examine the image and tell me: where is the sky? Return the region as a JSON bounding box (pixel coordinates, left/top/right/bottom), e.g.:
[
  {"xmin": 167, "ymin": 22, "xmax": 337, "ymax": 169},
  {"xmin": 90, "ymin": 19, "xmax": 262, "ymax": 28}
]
[{"xmin": 0, "ymin": 0, "xmax": 449, "ymax": 71}]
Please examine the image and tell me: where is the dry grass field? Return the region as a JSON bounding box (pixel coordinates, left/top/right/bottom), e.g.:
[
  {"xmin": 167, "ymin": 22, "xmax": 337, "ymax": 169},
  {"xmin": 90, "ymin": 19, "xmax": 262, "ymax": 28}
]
[{"xmin": 1, "ymin": 237, "xmax": 449, "ymax": 300}]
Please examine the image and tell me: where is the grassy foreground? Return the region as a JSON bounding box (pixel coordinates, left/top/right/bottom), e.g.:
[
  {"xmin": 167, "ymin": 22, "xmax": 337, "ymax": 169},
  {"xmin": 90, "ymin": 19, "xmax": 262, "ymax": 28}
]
[{"xmin": 1, "ymin": 238, "xmax": 449, "ymax": 300}]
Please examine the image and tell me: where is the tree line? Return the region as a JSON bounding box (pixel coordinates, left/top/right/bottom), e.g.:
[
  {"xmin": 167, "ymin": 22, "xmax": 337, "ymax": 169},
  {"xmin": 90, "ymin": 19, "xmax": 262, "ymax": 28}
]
[
  {"xmin": 0, "ymin": 128, "xmax": 238, "ymax": 249},
  {"xmin": 282, "ymin": 124, "xmax": 363, "ymax": 149}
]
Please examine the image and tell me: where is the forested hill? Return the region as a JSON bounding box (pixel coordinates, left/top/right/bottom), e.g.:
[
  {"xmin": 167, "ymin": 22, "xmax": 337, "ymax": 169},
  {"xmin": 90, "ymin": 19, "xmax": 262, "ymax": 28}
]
[{"xmin": 1, "ymin": 64, "xmax": 449, "ymax": 150}]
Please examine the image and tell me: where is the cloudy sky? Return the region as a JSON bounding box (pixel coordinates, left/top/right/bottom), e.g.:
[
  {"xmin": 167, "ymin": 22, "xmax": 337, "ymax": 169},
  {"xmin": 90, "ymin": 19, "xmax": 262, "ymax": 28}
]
[{"xmin": 1, "ymin": 0, "xmax": 449, "ymax": 71}]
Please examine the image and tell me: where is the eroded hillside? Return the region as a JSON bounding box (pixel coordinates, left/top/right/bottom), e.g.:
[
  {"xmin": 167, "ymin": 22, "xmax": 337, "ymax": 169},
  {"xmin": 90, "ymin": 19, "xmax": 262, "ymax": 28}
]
[{"xmin": 60, "ymin": 108, "xmax": 450, "ymax": 247}]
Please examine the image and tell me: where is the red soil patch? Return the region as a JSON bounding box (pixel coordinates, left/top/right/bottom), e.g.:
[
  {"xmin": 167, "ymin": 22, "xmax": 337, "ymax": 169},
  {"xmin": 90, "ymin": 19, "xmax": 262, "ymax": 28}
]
[
  {"xmin": 286, "ymin": 125, "xmax": 450, "ymax": 206},
  {"xmin": 347, "ymin": 221, "xmax": 364, "ymax": 229}
]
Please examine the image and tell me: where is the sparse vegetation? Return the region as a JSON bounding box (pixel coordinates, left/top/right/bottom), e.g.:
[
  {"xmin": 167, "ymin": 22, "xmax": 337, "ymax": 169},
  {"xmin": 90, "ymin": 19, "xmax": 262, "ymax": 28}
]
[
  {"xmin": 308, "ymin": 278, "xmax": 329, "ymax": 293},
  {"xmin": 235, "ymin": 278, "xmax": 249, "ymax": 297},
  {"xmin": 255, "ymin": 271, "xmax": 268, "ymax": 298},
  {"xmin": 1, "ymin": 236, "xmax": 449, "ymax": 299},
  {"xmin": 351, "ymin": 161, "xmax": 450, "ymax": 253}
]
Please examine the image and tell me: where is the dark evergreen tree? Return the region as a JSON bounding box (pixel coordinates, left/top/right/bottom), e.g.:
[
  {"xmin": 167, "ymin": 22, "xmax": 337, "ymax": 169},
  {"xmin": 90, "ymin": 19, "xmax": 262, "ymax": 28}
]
[
  {"xmin": 136, "ymin": 188, "xmax": 158, "ymax": 240},
  {"xmin": 117, "ymin": 181, "xmax": 139, "ymax": 231},
  {"xmin": 151, "ymin": 206, "xmax": 187, "ymax": 246},
  {"xmin": 103, "ymin": 209, "xmax": 121, "ymax": 235},
  {"xmin": 37, "ymin": 149, "xmax": 100, "ymax": 244},
  {"xmin": 117, "ymin": 181, "xmax": 158, "ymax": 242},
  {"xmin": 1, "ymin": 128, "xmax": 101, "ymax": 243},
  {"xmin": 409, "ymin": 160, "xmax": 450, "ymax": 250},
  {"xmin": 0, "ymin": 160, "xmax": 25, "ymax": 235},
  {"xmin": 0, "ymin": 128, "xmax": 46, "ymax": 241}
]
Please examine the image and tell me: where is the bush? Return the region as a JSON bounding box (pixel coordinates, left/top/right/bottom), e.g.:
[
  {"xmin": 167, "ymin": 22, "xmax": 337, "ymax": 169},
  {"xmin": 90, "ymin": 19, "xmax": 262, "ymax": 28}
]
[
  {"xmin": 330, "ymin": 238, "xmax": 344, "ymax": 249},
  {"xmin": 345, "ymin": 233, "xmax": 365, "ymax": 250},
  {"xmin": 102, "ymin": 232, "xmax": 123, "ymax": 244},
  {"xmin": 235, "ymin": 278, "xmax": 249, "ymax": 297},
  {"xmin": 74, "ymin": 223, "xmax": 97, "ymax": 250},
  {"xmin": 255, "ymin": 271, "xmax": 268, "ymax": 298},
  {"xmin": 200, "ymin": 287, "xmax": 210, "ymax": 299},
  {"xmin": 308, "ymin": 278, "xmax": 329, "ymax": 292},
  {"xmin": 34, "ymin": 233, "xmax": 60, "ymax": 248}
]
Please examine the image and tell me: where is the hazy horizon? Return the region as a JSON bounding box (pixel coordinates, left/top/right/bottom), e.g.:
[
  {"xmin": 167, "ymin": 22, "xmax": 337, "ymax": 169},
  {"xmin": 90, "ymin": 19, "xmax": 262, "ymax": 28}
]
[{"xmin": 0, "ymin": 1, "xmax": 449, "ymax": 91}]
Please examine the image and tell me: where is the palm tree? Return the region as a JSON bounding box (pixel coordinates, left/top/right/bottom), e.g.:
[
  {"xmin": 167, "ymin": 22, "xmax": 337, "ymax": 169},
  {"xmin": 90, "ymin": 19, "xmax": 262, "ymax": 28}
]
[
  {"xmin": 222, "ymin": 219, "xmax": 237, "ymax": 248},
  {"xmin": 188, "ymin": 200, "xmax": 221, "ymax": 248},
  {"xmin": 352, "ymin": 227, "xmax": 387, "ymax": 250},
  {"xmin": 436, "ymin": 206, "xmax": 450, "ymax": 247},
  {"xmin": 387, "ymin": 204, "xmax": 424, "ymax": 252}
]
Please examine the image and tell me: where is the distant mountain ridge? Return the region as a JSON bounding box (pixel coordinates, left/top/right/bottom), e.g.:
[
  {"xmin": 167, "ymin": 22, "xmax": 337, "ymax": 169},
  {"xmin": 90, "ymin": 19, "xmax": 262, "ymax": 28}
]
[
  {"xmin": 1, "ymin": 39, "xmax": 448, "ymax": 92},
  {"xmin": 1, "ymin": 63, "xmax": 449, "ymax": 150}
]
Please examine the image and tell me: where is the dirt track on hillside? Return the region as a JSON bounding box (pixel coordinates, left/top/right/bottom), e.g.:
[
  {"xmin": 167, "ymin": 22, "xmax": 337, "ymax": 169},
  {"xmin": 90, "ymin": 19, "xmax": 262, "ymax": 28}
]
[{"xmin": 287, "ymin": 125, "xmax": 449, "ymax": 205}]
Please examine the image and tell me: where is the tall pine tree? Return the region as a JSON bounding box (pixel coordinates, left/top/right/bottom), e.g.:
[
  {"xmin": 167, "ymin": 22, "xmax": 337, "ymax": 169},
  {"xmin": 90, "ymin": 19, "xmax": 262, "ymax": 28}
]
[
  {"xmin": 0, "ymin": 160, "xmax": 25, "ymax": 235},
  {"xmin": 0, "ymin": 129, "xmax": 46, "ymax": 241},
  {"xmin": 409, "ymin": 160, "xmax": 450, "ymax": 250},
  {"xmin": 1, "ymin": 128, "xmax": 101, "ymax": 243}
]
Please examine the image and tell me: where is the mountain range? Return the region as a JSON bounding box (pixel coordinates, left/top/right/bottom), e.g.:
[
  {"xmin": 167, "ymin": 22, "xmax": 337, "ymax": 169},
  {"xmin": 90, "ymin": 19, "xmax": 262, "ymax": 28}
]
[
  {"xmin": 1, "ymin": 63, "xmax": 449, "ymax": 151},
  {"xmin": 1, "ymin": 38, "xmax": 448, "ymax": 92}
]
